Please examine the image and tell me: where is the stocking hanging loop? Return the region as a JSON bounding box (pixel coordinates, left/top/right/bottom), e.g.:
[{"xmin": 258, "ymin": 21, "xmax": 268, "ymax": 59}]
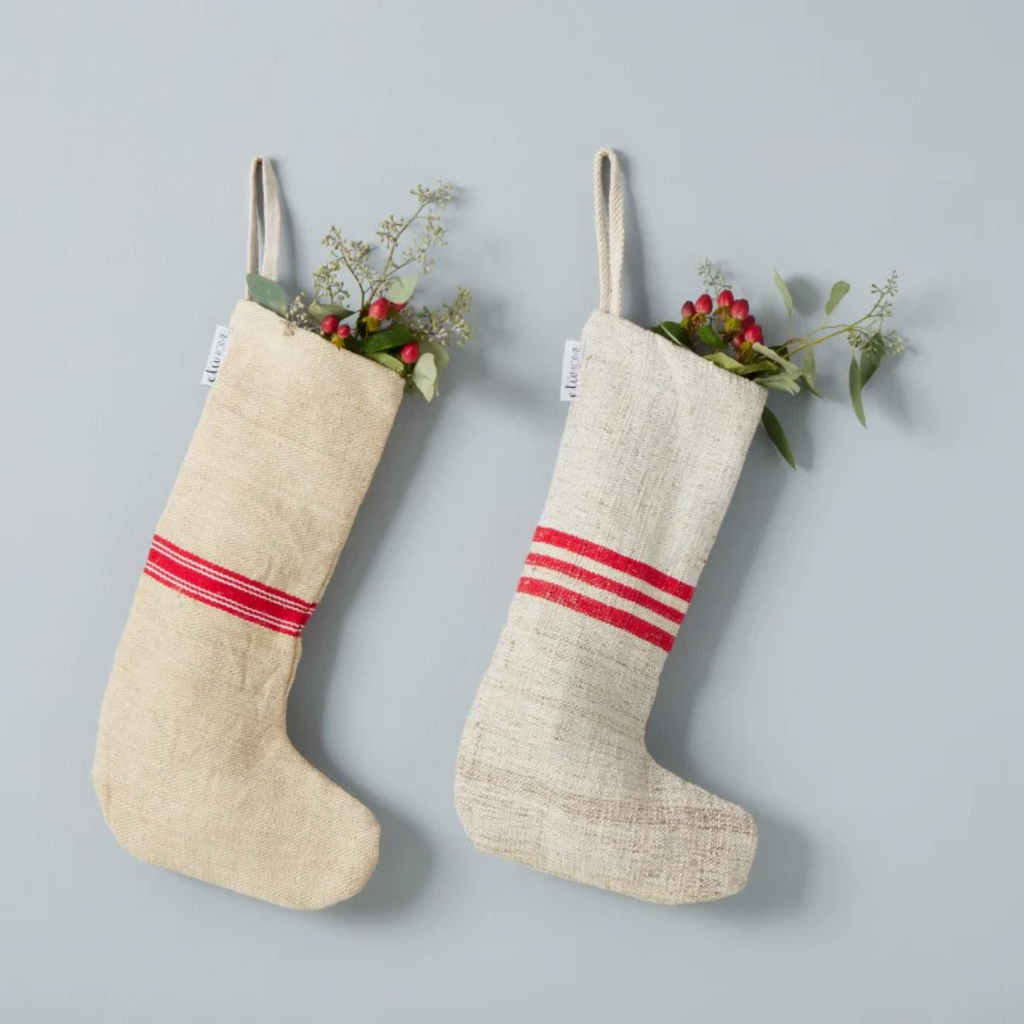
[
  {"xmin": 246, "ymin": 156, "xmax": 281, "ymax": 293},
  {"xmin": 593, "ymin": 148, "xmax": 625, "ymax": 317}
]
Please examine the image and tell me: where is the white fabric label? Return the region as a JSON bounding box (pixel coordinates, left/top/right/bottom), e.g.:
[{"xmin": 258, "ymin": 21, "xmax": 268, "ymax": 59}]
[
  {"xmin": 560, "ymin": 339, "xmax": 586, "ymax": 401},
  {"xmin": 201, "ymin": 326, "xmax": 231, "ymax": 387}
]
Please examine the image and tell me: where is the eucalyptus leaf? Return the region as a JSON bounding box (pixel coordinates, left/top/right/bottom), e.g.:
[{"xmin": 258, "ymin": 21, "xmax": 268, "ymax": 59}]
[
  {"xmin": 410, "ymin": 351, "xmax": 438, "ymax": 401},
  {"xmin": 761, "ymin": 406, "xmax": 796, "ymax": 468},
  {"xmin": 825, "ymin": 280, "xmax": 851, "ymax": 317},
  {"xmin": 773, "ymin": 270, "xmax": 794, "ymax": 319},
  {"xmin": 309, "ymin": 301, "xmax": 354, "ymax": 322},
  {"xmin": 736, "ymin": 360, "xmax": 778, "ymax": 376},
  {"xmin": 364, "ymin": 351, "xmax": 405, "ymax": 374},
  {"xmin": 420, "ymin": 339, "xmax": 450, "ymax": 371},
  {"xmin": 859, "ymin": 332, "xmax": 884, "ymax": 386},
  {"xmin": 655, "ymin": 320, "xmax": 687, "ymax": 346},
  {"xmin": 758, "ymin": 373, "xmax": 802, "ymax": 394},
  {"xmin": 703, "ymin": 351, "xmax": 745, "ymax": 373},
  {"xmin": 751, "ymin": 343, "xmax": 800, "ymax": 375},
  {"xmin": 801, "ymin": 348, "xmax": 817, "ymax": 386},
  {"xmin": 849, "ymin": 354, "xmax": 867, "ymax": 426},
  {"xmin": 361, "ymin": 322, "xmax": 415, "ymax": 354},
  {"xmin": 801, "ymin": 349, "xmax": 822, "ymax": 397},
  {"xmin": 698, "ymin": 324, "xmax": 727, "ymax": 349},
  {"xmin": 246, "ymin": 273, "xmax": 289, "ymax": 316},
  {"xmin": 384, "ymin": 275, "xmax": 419, "ymax": 305}
]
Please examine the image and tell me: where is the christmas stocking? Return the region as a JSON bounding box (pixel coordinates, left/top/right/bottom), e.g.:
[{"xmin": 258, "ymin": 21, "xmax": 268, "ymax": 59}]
[
  {"xmin": 455, "ymin": 150, "xmax": 765, "ymax": 904},
  {"xmin": 93, "ymin": 159, "xmax": 403, "ymax": 909}
]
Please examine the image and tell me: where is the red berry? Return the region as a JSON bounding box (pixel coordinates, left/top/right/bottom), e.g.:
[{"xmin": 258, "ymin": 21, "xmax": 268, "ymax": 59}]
[
  {"xmin": 680, "ymin": 300, "xmax": 696, "ymax": 318},
  {"xmin": 695, "ymin": 294, "xmax": 713, "ymax": 315},
  {"xmin": 733, "ymin": 316, "xmax": 755, "ymax": 347},
  {"xmin": 400, "ymin": 342, "xmax": 420, "ymax": 364},
  {"xmin": 744, "ymin": 323, "xmax": 764, "ymax": 345},
  {"xmin": 368, "ymin": 297, "xmax": 390, "ymax": 321},
  {"xmin": 716, "ymin": 289, "xmax": 734, "ymax": 309},
  {"xmin": 730, "ymin": 299, "xmax": 750, "ymax": 320},
  {"xmin": 337, "ymin": 324, "xmax": 351, "ymax": 339},
  {"xmin": 320, "ymin": 315, "xmax": 339, "ymax": 336}
]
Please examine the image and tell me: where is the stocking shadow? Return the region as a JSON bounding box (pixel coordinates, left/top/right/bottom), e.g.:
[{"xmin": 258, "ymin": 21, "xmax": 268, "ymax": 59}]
[
  {"xmin": 286, "ymin": 397, "xmax": 440, "ymax": 917},
  {"xmin": 617, "ymin": 152, "xmax": 654, "ymax": 328},
  {"xmin": 646, "ymin": 436, "xmax": 815, "ymax": 918}
]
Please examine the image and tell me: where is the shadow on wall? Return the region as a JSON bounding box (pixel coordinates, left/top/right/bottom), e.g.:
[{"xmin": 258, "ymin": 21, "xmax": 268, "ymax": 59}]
[
  {"xmin": 615, "ymin": 147, "xmax": 815, "ymax": 918},
  {"xmin": 647, "ymin": 442, "xmax": 814, "ymax": 920},
  {"xmin": 617, "ymin": 152, "xmax": 653, "ymax": 327},
  {"xmin": 277, "ymin": 198, "xmax": 549, "ymax": 918},
  {"xmin": 286, "ymin": 395, "xmax": 441, "ymax": 919},
  {"xmin": 275, "ymin": 175, "xmax": 518, "ymax": 918}
]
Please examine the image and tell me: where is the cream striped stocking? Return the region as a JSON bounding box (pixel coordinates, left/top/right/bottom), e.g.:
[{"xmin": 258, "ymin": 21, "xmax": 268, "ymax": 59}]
[
  {"xmin": 93, "ymin": 160, "xmax": 401, "ymax": 909},
  {"xmin": 455, "ymin": 150, "xmax": 764, "ymax": 904}
]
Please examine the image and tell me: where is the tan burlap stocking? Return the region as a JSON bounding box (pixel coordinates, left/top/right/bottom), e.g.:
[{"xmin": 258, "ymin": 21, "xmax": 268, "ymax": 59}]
[
  {"xmin": 93, "ymin": 158, "xmax": 402, "ymax": 909},
  {"xmin": 455, "ymin": 149, "xmax": 764, "ymax": 904}
]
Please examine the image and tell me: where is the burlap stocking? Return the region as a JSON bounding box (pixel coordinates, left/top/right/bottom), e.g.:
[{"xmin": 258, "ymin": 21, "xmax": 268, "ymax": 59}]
[
  {"xmin": 455, "ymin": 150, "xmax": 764, "ymax": 904},
  {"xmin": 93, "ymin": 159, "xmax": 402, "ymax": 909}
]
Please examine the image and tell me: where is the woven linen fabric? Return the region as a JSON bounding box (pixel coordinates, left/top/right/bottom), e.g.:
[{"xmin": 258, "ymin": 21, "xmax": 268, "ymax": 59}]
[
  {"xmin": 93, "ymin": 245, "xmax": 403, "ymax": 904},
  {"xmin": 455, "ymin": 149, "xmax": 765, "ymax": 904}
]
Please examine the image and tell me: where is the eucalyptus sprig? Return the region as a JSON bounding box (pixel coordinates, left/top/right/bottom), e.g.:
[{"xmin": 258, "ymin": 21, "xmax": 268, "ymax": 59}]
[
  {"xmin": 246, "ymin": 182, "xmax": 473, "ymax": 401},
  {"xmin": 653, "ymin": 262, "xmax": 905, "ymax": 467}
]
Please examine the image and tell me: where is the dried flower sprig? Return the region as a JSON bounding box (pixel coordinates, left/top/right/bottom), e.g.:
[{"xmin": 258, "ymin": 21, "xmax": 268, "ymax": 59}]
[
  {"xmin": 246, "ymin": 182, "xmax": 472, "ymax": 401},
  {"xmin": 653, "ymin": 262, "xmax": 905, "ymax": 467}
]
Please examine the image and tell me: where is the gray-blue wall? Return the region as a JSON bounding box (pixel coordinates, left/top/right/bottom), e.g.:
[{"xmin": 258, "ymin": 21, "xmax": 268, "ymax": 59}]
[{"xmin": 2, "ymin": 1, "xmax": 1021, "ymax": 1020}]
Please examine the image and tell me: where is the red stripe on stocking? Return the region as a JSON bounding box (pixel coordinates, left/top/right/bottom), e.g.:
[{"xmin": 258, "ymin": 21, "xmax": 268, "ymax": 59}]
[
  {"xmin": 517, "ymin": 576, "xmax": 676, "ymax": 652},
  {"xmin": 143, "ymin": 535, "xmax": 316, "ymax": 636},
  {"xmin": 524, "ymin": 552, "xmax": 685, "ymax": 625},
  {"xmin": 532, "ymin": 526, "xmax": 695, "ymax": 602}
]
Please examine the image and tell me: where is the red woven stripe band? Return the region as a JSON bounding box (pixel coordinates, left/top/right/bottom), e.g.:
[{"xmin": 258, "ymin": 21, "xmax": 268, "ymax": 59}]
[
  {"xmin": 142, "ymin": 535, "xmax": 316, "ymax": 637},
  {"xmin": 517, "ymin": 577, "xmax": 676, "ymax": 652},
  {"xmin": 524, "ymin": 552, "xmax": 685, "ymax": 625},
  {"xmin": 532, "ymin": 526, "xmax": 695, "ymax": 602}
]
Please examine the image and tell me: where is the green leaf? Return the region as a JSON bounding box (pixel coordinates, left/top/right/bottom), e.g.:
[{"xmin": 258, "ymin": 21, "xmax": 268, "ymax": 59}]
[
  {"xmin": 801, "ymin": 348, "xmax": 816, "ymax": 387},
  {"xmin": 751, "ymin": 343, "xmax": 800, "ymax": 375},
  {"xmin": 758, "ymin": 373, "xmax": 802, "ymax": 394},
  {"xmin": 246, "ymin": 273, "xmax": 289, "ymax": 316},
  {"xmin": 773, "ymin": 270, "xmax": 794, "ymax": 319},
  {"xmin": 825, "ymin": 280, "xmax": 851, "ymax": 317},
  {"xmin": 698, "ymin": 324, "xmax": 727, "ymax": 349},
  {"xmin": 849, "ymin": 354, "xmax": 867, "ymax": 427},
  {"xmin": 703, "ymin": 351, "xmax": 746, "ymax": 373},
  {"xmin": 859, "ymin": 332, "xmax": 884, "ymax": 386},
  {"xmin": 761, "ymin": 406, "xmax": 796, "ymax": 468},
  {"xmin": 308, "ymin": 301, "xmax": 354, "ymax": 322},
  {"xmin": 736, "ymin": 359, "xmax": 778, "ymax": 376},
  {"xmin": 361, "ymin": 322, "xmax": 416, "ymax": 354},
  {"xmin": 363, "ymin": 351, "xmax": 405, "ymax": 374},
  {"xmin": 801, "ymin": 349, "xmax": 822, "ymax": 397},
  {"xmin": 419, "ymin": 339, "xmax": 450, "ymax": 371},
  {"xmin": 410, "ymin": 351, "xmax": 438, "ymax": 401},
  {"xmin": 384, "ymin": 275, "xmax": 419, "ymax": 305},
  {"xmin": 655, "ymin": 320, "xmax": 687, "ymax": 346}
]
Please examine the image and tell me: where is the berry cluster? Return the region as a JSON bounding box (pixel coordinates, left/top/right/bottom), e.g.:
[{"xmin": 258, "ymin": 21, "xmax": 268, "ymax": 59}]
[
  {"xmin": 653, "ymin": 260, "xmax": 907, "ymax": 468},
  {"xmin": 680, "ymin": 289, "xmax": 763, "ymax": 351},
  {"xmin": 245, "ymin": 181, "xmax": 472, "ymax": 402},
  {"xmin": 319, "ymin": 298, "xmax": 421, "ymax": 366}
]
